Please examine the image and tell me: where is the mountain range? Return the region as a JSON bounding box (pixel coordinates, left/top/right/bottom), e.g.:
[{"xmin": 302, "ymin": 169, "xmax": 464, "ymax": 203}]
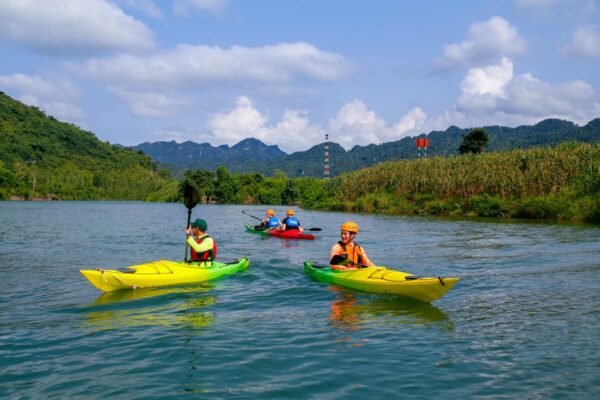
[{"xmin": 132, "ymin": 117, "xmax": 600, "ymax": 177}]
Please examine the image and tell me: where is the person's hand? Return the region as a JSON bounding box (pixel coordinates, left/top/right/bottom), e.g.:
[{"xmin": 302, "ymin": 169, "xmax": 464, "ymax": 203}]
[{"xmin": 186, "ymin": 227, "xmax": 192, "ymax": 236}]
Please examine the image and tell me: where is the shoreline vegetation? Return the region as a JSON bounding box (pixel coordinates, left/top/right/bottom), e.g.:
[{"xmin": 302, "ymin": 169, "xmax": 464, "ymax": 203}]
[
  {"xmin": 168, "ymin": 142, "xmax": 599, "ymax": 224},
  {"xmin": 3, "ymin": 141, "xmax": 599, "ymax": 224}
]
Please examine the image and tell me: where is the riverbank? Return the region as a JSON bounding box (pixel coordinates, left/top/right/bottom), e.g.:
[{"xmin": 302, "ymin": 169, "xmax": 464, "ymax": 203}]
[{"xmin": 306, "ymin": 143, "xmax": 600, "ymax": 223}]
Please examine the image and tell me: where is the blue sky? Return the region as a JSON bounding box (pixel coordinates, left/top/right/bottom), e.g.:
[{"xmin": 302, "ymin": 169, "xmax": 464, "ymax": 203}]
[{"xmin": 1, "ymin": 0, "xmax": 599, "ymax": 152}]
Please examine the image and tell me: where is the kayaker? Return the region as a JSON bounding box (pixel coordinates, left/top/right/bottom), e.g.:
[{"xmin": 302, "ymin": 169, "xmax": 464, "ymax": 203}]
[
  {"xmin": 185, "ymin": 218, "xmax": 218, "ymax": 266},
  {"xmin": 329, "ymin": 221, "xmax": 375, "ymax": 270},
  {"xmin": 280, "ymin": 209, "xmax": 304, "ymax": 233},
  {"xmin": 260, "ymin": 209, "xmax": 281, "ymax": 229}
]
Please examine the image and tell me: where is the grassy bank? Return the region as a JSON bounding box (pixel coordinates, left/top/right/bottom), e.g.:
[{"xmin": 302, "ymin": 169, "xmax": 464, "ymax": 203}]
[{"xmin": 310, "ymin": 142, "xmax": 600, "ymax": 223}]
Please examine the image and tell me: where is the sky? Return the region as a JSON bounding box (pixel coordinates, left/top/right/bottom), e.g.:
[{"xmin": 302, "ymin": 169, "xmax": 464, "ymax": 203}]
[{"xmin": 0, "ymin": 0, "xmax": 599, "ymax": 153}]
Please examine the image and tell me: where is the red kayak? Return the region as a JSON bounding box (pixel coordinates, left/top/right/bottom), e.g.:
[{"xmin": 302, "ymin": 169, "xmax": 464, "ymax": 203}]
[{"xmin": 268, "ymin": 229, "xmax": 315, "ymax": 240}]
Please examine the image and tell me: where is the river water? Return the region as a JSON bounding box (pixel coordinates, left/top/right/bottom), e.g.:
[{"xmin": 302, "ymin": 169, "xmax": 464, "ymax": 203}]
[{"xmin": 1, "ymin": 201, "xmax": 599, "ymax": 399}]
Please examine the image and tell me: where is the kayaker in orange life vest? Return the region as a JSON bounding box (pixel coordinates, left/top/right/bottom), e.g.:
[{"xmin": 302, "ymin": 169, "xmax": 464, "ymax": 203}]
[
  {"xmin": 185, "ymin": 218, "xmax": 217, "ymax": 266},
  {"xmin": 329, "ymin": 221, "xmax": 375, "ymax": 271},
  {"xmin": 279, "ymin": 209, "xmax": 304, "ymax": 233}
]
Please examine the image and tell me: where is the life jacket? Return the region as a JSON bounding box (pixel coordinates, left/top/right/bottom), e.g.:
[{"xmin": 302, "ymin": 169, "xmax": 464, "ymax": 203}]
[
  {"xmin": 267, "ymin": 217, "xmax": 280, "ymax": 228},
  {"xmin": 283, "ymin": 216, "xmax": 300, "ymax": 230},
  {"xmin": 190, "ymin": 234, "xmax": 217, "ymax": 262},
  {"xmin": 330, "ymin": 241, "xmax": 363, "ymax": 266}
]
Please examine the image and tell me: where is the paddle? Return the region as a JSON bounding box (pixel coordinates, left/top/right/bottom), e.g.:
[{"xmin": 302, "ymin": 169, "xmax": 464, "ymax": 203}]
[
  {"xmin": 183, "ymin": 181, "xmax": 200, "ymax": 261},
  {"xmin": 316, "ymin": 256, "xmax": 370, "ymax": 269},
  {"xmin": 241, "ymin": 210, "xmax": 262, "ymax": 221}
]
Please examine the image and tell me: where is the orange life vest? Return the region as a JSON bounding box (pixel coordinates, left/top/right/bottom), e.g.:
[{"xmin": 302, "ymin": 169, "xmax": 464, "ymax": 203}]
[
  {"xmin": 330, "ymin": 241, "xmax": 364, "ymax": 266},
  {"xmin": 190, "ymin": 234, "xmax": 217, "ymax": 262}
]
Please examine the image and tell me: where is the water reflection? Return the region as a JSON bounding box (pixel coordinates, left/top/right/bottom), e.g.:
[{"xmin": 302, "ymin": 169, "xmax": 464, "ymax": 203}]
[
  {"xmin": 90, "ymin": 284, "xmax": 214, "ymax": 305},
  {"xmin": 327, "ymin": 286, "xmax": 452, "ymax": 331},
  {"xmin": 82, "ymin": 285, "xmax": 216, "ymax": 331}
]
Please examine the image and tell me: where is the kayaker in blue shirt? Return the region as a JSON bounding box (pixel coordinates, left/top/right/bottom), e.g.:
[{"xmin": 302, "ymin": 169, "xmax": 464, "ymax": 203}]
[
  {"xmin": 185, "ymin": 218, "xmax": 217, "ymax": 266},
  {"xmin": 280, "ymin": 209, "xmax": 304, "ymax": 233},
  {"xmin": 260, "ymin": 209, "xmax": 281, "ymax": 229}
]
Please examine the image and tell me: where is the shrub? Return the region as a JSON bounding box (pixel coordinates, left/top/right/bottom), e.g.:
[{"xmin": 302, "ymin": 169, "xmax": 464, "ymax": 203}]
[
  {"xmin": 515, "ymin": 197, "xmax": 567, "ymax": 219},
  {"xmin": 468, "ymin": 194, "xmax": 507, "ymax": 217}
]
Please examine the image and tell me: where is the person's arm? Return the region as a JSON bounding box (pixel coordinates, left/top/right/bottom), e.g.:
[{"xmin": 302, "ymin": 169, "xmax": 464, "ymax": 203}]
[
  {"xmin": 329, "ymin": 244, "xmax": 340, "ymax": 266},
  {"xmin": 360, "ymin": 247, "xmax": 375, "ymax": 267},
  {"xmin": 187, "ymin": 236, "xmax": 214, "ymax": 252},
  {"xmin": 298, "ymin": 222, "xmax": 304, "ymax": 233}
]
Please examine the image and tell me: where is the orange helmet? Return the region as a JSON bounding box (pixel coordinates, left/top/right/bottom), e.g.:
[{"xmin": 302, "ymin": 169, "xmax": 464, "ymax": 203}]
[
  {"xmin": 287, "ymin": 209, "xmax": 295, "ymax": 216},
  {"xmin": 266, "ymin": 209, "xmax": 275, "ymax": 216},
  {"xmin": 341, "ymin": 221, "xmax": 358, "ymax": 233}
]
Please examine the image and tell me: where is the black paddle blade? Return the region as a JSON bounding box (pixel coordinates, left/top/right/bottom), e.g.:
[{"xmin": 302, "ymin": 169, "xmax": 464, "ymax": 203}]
[
  {"xmin": 307, "ymin": 227, "xmax": 322, "ymax": 231},
  {"xmin": 183, "ymin": 182, "xmax": 200, "ymax": 210}
]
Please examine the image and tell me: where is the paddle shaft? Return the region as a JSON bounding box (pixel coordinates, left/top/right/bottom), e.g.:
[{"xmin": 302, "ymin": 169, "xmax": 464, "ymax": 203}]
[
  {"xmin": 184, "ymin": 208, "xmax": 192, "ymax": 261},
  {"xmin": 183, "ymin": 182, "xmax": 200, "ymax": 262},
  {"xmin": 242, "ymin": 210, "xmax": 262, "ymax": 221}
]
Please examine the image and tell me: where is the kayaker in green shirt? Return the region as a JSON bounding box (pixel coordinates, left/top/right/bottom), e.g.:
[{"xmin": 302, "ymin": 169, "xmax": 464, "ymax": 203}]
[{"xmin": 186, "ymin": 218, "xmax": 218, "ymax": 266}]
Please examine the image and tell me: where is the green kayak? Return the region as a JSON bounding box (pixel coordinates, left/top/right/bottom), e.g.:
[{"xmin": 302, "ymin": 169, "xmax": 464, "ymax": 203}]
[
  {"xmin": 245, "ymin": 224, "xmax": 271, "ymax": 236},
  {"xmin": 304, "ymin": 261, "xmax": 459, "ymax": 302}
]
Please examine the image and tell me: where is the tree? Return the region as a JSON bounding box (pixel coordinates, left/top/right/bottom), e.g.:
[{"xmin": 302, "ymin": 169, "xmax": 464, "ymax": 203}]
[{"xmin": 458, "ymin": 128, "xmax": 490, "ymax": 154}]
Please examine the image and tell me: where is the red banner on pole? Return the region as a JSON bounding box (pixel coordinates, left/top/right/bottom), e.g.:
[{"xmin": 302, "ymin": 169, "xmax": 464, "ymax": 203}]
[{"xmin": 416, "ymin": 138, "xmax": 429, "ymax": 148}]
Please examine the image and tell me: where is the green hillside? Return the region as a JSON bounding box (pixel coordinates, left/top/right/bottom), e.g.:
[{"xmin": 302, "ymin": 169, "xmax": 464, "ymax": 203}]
[{"xmin": 0, "ymin": 92, "xmax": 172, "ymax": 200}]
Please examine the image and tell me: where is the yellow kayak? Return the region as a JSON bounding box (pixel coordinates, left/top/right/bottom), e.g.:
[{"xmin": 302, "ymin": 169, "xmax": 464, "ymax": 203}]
[
  {"xmin": 80, "ymin": 258, "xmax": 249, "ymax": 292},
  {"xmin": 304, "ymin": 261, "xmax": 458, "ymax": 302}
]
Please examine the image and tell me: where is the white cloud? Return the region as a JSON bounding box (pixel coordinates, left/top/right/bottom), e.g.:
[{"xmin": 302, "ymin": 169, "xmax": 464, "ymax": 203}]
[
  {"xmin": 0, "ymin": 0, "xmax": 155, "ymax": 55},
  {"xmin": 206, "ymin": 97, "xmax": 425, "ymax": 152},
  {"xmin": 75, "ymin": 42, "xmax": 352, "ymax": 87},
  {"xmin": 0, "ymin": 73, "xmax": 83, "ymax": 121},
  {"xmin": 0, "ymin": 73, "xmax": 79, "ymax": 100},
  {"xmin": 110, "ymin": 87, "xmax": 191, "ymax": 117},
  {"xmin": 437, "ymin": 16, "xmax": 527, "ymax": 68},
  {"xmin": 459, "ymin": 57, "xmax": 514, "ymax": 96},
  {"xmin": 563, "ymin": 27, "xmax": 600, "ymax": 58},
  {"xmin": 208, "ymin": 96, "xmax": 323, "ymax": 152},
  {"xmin": 328, "ymin": 100, "xmax": 426, "ymax": 149},
  {"xmin": 455, "ymin": 58, "xmax": 598, "ymax": 124},
  {"xmin": 210, "ymin": 96, "xmax": 269, "ymax": 142},
  {"xmin": 173, "ymin": 0, "xmax": 229, "ymax": 15}
]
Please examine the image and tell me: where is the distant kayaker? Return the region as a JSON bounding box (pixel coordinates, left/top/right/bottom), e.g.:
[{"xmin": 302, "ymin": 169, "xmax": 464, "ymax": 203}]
[
  {"xmin": 260, "ymin": 209, "xmax": 281, "ymax": 229},
  {"xmin": 329, "ymin": 221, "xmax": 375, "ymax": 270},
  {"xmin": 280, "ymin": 209, "xmax": 304, "ymax": 233},
  {"xmin": 185, "ymin": 218, "xmax": 217, "ymax": 266}
]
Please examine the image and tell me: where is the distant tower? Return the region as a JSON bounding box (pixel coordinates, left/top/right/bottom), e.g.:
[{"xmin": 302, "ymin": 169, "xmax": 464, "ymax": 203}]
[{"xmin": 324, "ymin": 133, "xmax": 330, "ymax": 179}]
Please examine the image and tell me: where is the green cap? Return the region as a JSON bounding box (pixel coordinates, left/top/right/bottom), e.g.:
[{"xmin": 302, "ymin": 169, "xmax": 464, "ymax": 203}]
[{"xmin": 191, "ymin": 218, "xmax": 207, "ymax": 231}]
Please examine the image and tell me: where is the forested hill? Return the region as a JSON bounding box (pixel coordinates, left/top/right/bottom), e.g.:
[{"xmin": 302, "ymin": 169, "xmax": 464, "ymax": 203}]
[
  {"xmin": 133, "ymin": 138, "xmax": 287, "ymax": 177},
  {"xmin": 133, "ymin": 117, "xmax": 600, "ymax": 177},
  {"xmin": 0, "ymin": 92, "xmax": 171, "ymax": 200}
]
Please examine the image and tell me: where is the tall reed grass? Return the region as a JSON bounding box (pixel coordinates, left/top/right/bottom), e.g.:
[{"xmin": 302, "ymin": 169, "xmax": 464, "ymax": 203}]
[
  {"xmin": 333, "ymin": 143, "xmax": 600, "ymax": 200},
  {"xmin": 322, "ymin": 143, "xmax": 600, "ymax": 222}
]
